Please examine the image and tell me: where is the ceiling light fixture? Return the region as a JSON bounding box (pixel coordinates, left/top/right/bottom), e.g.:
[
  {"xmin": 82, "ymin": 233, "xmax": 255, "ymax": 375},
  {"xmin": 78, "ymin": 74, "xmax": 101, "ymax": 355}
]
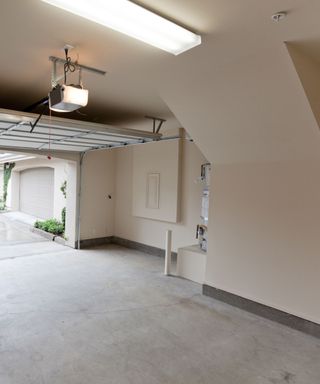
[
  {"xmin": 41, "ymin": 0, "xmax": 201, "ymax": 55},
  {"xmin": 49, "ymin": 84, "xmax": 89, "ymax": 113}
]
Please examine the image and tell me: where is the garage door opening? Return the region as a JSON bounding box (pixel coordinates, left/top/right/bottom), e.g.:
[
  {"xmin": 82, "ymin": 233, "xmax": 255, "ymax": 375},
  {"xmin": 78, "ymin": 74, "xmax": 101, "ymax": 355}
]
[
  {"xmin": 0, "ymin": 150, "xmax": 78, "ymax": 248},
  {"xmin": 0, "ymin": 108, "xmax": 162, "ymax": 250}
]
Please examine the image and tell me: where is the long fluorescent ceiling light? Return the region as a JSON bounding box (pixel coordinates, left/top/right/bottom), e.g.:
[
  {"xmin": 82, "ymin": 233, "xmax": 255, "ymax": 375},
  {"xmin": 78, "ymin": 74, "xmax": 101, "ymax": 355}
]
[{"xmin": 41, "ymin": 0, "xmax": 201, "ymax": 55}]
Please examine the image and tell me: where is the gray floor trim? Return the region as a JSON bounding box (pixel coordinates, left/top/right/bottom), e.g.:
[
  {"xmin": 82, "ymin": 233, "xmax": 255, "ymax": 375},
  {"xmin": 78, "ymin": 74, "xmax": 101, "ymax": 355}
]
[
  {"xmin": 112, "ymin": 236, "xmax": 177, "ymax": 258},
  {"xmin": 203, "ymin": 284, "xmax": 320, "ymax": 339},
  {"xmin": 79, "ymin": 235, "xmax": 177, "ymax": 258},
  {"xmin": 80, "ymin": 236, "xmax": 113, "ymax": 249}
]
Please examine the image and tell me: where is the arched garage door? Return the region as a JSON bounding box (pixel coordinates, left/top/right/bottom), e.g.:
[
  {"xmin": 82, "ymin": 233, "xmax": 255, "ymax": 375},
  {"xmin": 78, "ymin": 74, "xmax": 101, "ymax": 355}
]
[{"xmin": 20, "ymin": 167, "xmax": 54, "ymax": 220}]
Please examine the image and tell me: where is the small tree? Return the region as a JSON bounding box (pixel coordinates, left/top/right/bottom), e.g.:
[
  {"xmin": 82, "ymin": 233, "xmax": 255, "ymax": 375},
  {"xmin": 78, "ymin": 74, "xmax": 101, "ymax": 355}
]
[
  {"xmin": 61, "ymin": 180, "xmax": 67, "ymax": 230},
  {"xmin": 3, "ymin": 162, "xmax": 15, "ymax": 208}
]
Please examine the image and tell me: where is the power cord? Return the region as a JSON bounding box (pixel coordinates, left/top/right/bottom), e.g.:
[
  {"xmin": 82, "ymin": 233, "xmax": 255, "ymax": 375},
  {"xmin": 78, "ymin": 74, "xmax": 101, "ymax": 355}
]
[{"xmin": 64, "ymin": 48, "xmax": 76, "ymax": 84}]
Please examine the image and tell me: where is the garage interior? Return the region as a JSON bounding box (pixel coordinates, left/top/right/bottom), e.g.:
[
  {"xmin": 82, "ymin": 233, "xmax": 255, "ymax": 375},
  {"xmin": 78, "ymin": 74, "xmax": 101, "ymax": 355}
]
[{"xmin": 1, "ymin": 1, "xmax": 320, "ymax": 383}]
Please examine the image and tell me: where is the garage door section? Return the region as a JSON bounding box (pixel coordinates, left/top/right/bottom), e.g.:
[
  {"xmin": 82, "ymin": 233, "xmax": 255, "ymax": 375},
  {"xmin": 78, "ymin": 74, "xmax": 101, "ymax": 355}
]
[
  {"xmin": 20, "ymin": 167, "xmax": 54, "ymax": 219},
  {"xmin": 0, "ymin": 108, "xmax": 162, "ymax": 152}
]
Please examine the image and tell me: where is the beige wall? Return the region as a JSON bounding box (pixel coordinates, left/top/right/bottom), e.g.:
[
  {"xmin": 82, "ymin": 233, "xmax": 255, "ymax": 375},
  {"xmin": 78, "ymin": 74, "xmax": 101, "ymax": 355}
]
[
  {"xmin": 154, "ymin": 42, "xmax": 320, "ymax": 325},
  {"xmin": 80, "ymin": 150, "xmax": 115, "ymax": 240},
  {"xmin": 114, "ymin": 140, "xmax": 207, "ymax": 252},
  {"xmin": 206, "ymin": 161, "xmax": 320, "ymax": 324}
]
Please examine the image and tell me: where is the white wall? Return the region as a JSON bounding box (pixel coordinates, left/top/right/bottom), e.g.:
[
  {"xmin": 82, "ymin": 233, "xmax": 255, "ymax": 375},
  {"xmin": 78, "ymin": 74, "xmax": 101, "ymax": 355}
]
[
  {"xmin": 65, "ymin": 161, "xmax": 78, "ymax": 248},
  {"xmin": 80, "ymin": 150, "xmax": 115, "ymax": 240},
  {"xmin": 114, "ymin": 140, "xmax": 207, "ymax": 252},
  {"xmin": 206, "ymin": 161, "xmax": 320, "ymax": 324},
  {"xmin": 0, "ymin": 170, "xmax": 3, "ymax": 200},
  {"xmin": 53, "ymin": 163, "xmax": 68, "ymax": 221},
  {"xmin": 132, "ymin": 140, "xmax": 181, "ymax": 223}
]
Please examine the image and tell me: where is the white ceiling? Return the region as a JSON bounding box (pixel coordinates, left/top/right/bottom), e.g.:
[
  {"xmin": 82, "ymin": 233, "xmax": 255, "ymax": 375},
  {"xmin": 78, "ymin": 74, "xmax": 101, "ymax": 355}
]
[{"xmin": 1, "ymin": 1, "xmax": 320, "ymax": 162}]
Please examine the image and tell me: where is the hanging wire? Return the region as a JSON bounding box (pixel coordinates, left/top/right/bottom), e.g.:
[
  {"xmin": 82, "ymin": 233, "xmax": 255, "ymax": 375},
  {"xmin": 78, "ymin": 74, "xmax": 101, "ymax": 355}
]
[
  {"xmin": 64, "ymin": 48, "xmax": 76, "ymax": 84},
  {"xmin": 48, "ymin": 107, "xmax": 52, "ymax": 160}
]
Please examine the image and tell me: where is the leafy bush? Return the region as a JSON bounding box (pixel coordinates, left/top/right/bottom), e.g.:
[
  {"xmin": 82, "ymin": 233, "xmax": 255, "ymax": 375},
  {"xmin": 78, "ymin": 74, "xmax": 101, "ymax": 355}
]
[
  {"xmin": 60, "ymin": 180, "xmax": 67, "ymax": 199},
  {"xmin": 0, "ymin": 197, "xmax": 5, "ymax": 211},
  {"xmin": 34, "ymin": 219, "xmax": 64, "ymax": 236},
  {"xmin": 2, "ymin": 162, "xmax": 15, "ymax": 208},
  {"xmin": 60, "ymin": 180, "xmax": 67, "ymax": 231},
  {"xmin": 61, "ymin": 207, "xmax": 66, "ymax": 229}
]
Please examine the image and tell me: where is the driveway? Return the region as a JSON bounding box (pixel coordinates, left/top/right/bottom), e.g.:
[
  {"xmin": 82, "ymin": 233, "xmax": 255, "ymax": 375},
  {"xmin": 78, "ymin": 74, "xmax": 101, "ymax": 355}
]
[{"xmin": 0, "ymin": 213, "xmax": 65, "ymax": 260}]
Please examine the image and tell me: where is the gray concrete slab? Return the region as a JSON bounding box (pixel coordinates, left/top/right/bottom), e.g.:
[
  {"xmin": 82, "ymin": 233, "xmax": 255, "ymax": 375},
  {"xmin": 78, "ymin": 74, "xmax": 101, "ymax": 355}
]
[
  {"xmin": 0, "ymin": 242, "xmax": 319, "ymax": 384},
  {"xmin": 2, "ymin": 211, "xmax": 40, "ymax": 227}
]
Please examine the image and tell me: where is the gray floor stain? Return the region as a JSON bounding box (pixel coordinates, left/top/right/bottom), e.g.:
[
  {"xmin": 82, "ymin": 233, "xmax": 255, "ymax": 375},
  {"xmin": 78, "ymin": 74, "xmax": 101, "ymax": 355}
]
[{"xmin": 269, "ymin": 371, "xmax": 296, "ymax": 383}]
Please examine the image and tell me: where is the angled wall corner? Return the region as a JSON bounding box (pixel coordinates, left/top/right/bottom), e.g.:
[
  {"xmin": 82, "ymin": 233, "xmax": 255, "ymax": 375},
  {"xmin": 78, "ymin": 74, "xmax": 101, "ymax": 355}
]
[
  {"xmin": 286, "ymin": 42, "xmax": 320, "ymax": 131},
  {"xmin": 132, "ymin": 139, "xmax": 181, "ymax": 223}
]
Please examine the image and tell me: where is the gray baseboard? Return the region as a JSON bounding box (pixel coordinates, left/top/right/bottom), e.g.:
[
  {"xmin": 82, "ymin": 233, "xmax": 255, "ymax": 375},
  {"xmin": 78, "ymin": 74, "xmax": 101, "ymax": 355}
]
[
  {"xmin": 112, "ymin": 236, "xmax": 177, "ymax": 258},
  {"xmin": 203, "ymin": 284, "xmax": 320, "ymax": 339},
  {"xmin": 79, "ymin": 235, "xmax": 177, "ymax": 258},
  {"xmin": 80, "ymin": 236, "xmax": 113, "ymax": 249}
]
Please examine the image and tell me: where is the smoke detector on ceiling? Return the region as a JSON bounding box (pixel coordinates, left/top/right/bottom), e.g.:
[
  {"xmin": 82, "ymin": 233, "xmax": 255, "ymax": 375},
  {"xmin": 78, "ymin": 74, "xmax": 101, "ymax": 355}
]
[{"xmin": 271, "ymin": 12, "xmax": 287, "ymax": 22}]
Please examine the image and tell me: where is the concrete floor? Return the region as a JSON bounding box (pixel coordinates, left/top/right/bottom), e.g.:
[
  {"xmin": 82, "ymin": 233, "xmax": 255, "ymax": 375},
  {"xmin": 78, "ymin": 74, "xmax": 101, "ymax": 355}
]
[
  {"xmin": 0, "ymin": 217, "xmax": 319, "ymax": 383},
  {"xmin": 0, "ymin": 212, "xmax": 45, "ymax": 249},
  {"xmin": 2, "ymin": 211, "xmax": 40, "ymax": 227}
]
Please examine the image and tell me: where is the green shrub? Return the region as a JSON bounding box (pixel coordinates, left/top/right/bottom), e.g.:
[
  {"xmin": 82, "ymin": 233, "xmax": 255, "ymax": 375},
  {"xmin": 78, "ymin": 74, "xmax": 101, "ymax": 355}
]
[
  {"xmin": 34, "ymin": 218, "xmax": 64, "ymax": 236},
  {"xmin": 61, "ymin": 207, "xmax": 66, "ymax": 230},
  {"xmin": 3, "ymin": 162, "xmax": 15, "ymax": 208},
  {"xmin": 60, "ymin": 180, "xmax": 67, "ymax": 199}
]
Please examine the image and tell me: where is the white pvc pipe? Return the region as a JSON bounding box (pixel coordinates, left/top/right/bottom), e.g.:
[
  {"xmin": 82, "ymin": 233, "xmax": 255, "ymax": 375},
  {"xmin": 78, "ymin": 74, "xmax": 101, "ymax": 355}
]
[{"xmin": 164, "ymin": 230, "xmax": 172, "ymax": 275}]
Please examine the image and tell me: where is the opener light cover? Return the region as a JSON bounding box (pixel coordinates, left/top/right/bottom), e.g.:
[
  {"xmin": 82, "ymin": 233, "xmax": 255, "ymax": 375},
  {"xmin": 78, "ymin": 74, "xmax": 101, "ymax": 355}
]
[
  {"xmin": 41, "ymin": 0, "xmax": 201, "ymax": 55},
  {"xmin": 49, "ymin": 85, "xmax": 88, "ymax": 112}
]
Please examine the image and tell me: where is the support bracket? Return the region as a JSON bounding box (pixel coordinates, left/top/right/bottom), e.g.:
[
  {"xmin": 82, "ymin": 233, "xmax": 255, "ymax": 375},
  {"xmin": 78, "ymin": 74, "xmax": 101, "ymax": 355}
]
[
  {"xmin": 49, "ymin": 56, "xmax": 106, "ymax": 88},
  {"xmin": 29, "ymin": 104, "xmax": 48, "ymax": 133},
  {"xmin": 145, "ymin": 116, "xmax": 166, "ymax": 133}
]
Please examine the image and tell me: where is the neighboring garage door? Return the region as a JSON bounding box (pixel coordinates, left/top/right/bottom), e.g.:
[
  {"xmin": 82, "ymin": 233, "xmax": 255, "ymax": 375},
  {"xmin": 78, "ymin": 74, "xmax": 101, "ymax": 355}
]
[
  {"xmin": 0, "ymin": 170, "xmax": 3, "ymax": 200},
  {"xmin": 20, "ymin": 167, "xmax": 54, "ymax": 219}
]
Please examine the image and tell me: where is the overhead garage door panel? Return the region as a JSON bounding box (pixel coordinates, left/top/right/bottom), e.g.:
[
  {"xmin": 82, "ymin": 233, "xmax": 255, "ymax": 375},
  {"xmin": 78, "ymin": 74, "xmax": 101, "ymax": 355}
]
[
  {"xmin": 20, "ymin": 167, "xmax": 54, "ymax": 220},
  {"xmin": 0, "ymin": 109, "xmax": 162, "ymax": 153}
]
